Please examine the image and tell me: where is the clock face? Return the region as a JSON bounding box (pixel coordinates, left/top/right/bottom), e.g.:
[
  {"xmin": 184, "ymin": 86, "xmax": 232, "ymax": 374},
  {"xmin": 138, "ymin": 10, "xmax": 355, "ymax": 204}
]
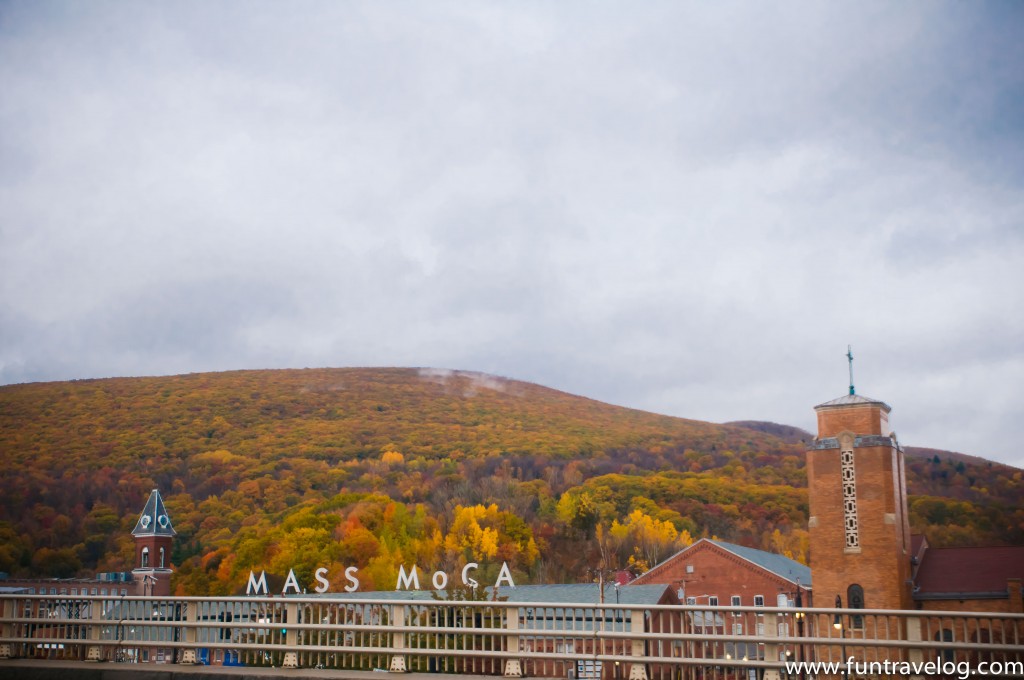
[{"xmin": 140, "ymin": 514, "xmax": 152, "ymax": 529}]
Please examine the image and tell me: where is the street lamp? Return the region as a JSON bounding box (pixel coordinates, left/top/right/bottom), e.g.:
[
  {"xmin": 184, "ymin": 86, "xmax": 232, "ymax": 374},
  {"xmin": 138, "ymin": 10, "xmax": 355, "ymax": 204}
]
[
  {"xmin": 793, "ymin": 588, "xmax": 805, "ymax": 680},
  {"xmin": 834, "ymin": 595, "xmax": 847, "ymax": 680}
]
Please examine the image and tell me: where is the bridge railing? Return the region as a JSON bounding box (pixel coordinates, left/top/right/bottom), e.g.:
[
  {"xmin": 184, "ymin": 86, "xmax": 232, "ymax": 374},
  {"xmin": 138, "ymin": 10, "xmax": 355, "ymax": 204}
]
[{"xmin": 2, "ymin": 594, "xmax": 1023, "ymax": 679}]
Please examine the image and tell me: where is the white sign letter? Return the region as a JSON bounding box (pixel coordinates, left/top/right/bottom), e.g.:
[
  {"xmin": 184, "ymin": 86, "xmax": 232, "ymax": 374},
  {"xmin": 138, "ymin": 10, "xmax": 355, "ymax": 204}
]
[
  {"xmin": 344, "ymin": 566, "xmax": 360, "ymax": 593},
  {"xmin": 495, "ymin": 561, "xmax": 516, "ymax": 589},
  {"xmin": 282, "ymin": 568, "xmax": 302, "ymax": 594},
  {"xmin": 314, "ymin": 567, "xmax": 330, "ymax": 594},
  {"xmin": 247, "ymin": 570, "xmax": 269, "ymax": 595},
  {"xmin": 396, "ymin": 565, "xmax": 421, "ymax": 591},
  {"xmin": 461, "ymin": 563, "xmax": 479, "ymax": 590},
  {"xmin": 431, "ymin": 570, "xmax": 449, "ymax": 590}
]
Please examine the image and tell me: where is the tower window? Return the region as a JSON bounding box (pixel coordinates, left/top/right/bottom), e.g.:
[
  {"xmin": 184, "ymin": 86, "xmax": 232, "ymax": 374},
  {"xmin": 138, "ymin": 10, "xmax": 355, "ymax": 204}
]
[
  {"xmin": 159, "ymin": 547, "xmax": 165, "ymax": 568},
  {"xmin": 141, "ymin": 546, "xmax": 150, "ymax": 568},
  {"xmin": 841, "ymin": 448, "xmax": 860, "ymax": 549},
  {"xmin": 847, "ymin": 584, "xmax": 865, "ymax": 629}
]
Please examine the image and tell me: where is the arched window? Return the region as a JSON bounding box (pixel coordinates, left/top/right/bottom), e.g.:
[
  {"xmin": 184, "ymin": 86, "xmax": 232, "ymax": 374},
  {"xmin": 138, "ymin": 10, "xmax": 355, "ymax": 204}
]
[
  {"xmin": 141, "ymin": 546, "xmax": 150, "ymax": 569},
  {"xmin": 936, "ymin": 629, "xmax": 955, "ymax": 662},
  {"xmin": 847, "ymin": 584, "xmax": 865, "ymax": 629},
  {"xmin": 159, "ymin": 547, "xmax": 165, "ymax": 568}
]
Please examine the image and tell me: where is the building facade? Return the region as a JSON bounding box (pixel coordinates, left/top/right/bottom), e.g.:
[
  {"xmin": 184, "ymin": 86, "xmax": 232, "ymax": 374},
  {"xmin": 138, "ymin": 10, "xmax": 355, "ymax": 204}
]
[
  {"xmin": 629, "ymin": 538, "xmax": 811, "ymax": 610},
  {"xmin": 806, "ymin": 392, "xmax": 913, "ymax": 612}
]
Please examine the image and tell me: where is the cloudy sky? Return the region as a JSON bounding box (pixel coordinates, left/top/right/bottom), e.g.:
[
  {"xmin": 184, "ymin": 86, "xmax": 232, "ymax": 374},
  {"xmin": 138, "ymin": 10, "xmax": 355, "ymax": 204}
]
[{"xmin": 2, "ymin": 2, "xmax": 1022, "ymax": 467}]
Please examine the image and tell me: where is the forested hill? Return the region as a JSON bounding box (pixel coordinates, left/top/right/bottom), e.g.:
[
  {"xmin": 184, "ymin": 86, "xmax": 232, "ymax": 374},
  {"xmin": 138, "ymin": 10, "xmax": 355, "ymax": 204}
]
[{"xmin": 1, "ymin": 367, "xmax": 1020, "ymax": 594}]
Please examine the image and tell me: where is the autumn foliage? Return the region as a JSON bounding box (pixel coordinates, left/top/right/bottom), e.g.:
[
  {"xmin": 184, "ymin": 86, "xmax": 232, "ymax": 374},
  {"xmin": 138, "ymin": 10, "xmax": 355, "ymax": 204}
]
[{"xmin": 0, "ymin": 367, "xmax": 1020, "ymax": 594}]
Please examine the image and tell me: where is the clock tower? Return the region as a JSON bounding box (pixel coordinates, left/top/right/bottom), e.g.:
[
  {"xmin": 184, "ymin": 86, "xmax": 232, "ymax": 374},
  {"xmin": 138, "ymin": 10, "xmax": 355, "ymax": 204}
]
[{"xmin": 131, "ymin": 489, "xmax": 176, "ymax": 596}]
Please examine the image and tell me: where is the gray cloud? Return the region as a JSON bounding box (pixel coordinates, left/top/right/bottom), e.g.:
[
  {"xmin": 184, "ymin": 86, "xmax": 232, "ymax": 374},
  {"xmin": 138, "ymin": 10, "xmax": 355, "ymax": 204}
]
[{"xmin": 2, "ymin": 1, "xmax": 1022, "ymax": 466}]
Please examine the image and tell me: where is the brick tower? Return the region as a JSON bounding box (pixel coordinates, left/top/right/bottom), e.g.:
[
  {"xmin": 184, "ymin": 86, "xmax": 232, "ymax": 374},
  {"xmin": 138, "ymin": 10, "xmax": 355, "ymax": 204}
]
[
  {"xmin": 131, "ymin": 489, "xmax": 176, "ymax": 596},
  {"xmin": 806, "ymin": 381, "xmax": 913, "ymax": 612}
]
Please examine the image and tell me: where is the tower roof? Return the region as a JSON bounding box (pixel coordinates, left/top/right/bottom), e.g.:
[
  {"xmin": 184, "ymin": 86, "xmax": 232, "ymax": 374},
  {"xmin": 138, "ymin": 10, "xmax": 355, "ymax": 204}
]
[
  {"xmin": 131, "ymin": 489, "xmax": 176, "ymax": 537},
  {"xmin": 814, "ymin": 393, "xmax": 891, "ymax": 412}
]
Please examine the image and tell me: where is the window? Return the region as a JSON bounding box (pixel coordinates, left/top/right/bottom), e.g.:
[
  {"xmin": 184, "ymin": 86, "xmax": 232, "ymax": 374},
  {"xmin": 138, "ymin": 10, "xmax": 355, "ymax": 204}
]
[
  {"xmin": 936, "ymin": 629, "xmax": 954, "ymax": 663},
  {"xmin": 731, "ymin": 595, "xmax": 741, "ymax": 606},
  {"xmin": 841, "ymin": 448, "xmax": 860, "ymax": 549},
  {"xmin": 708, "ymin": 597, "xmax": 719, "ymax": 606},
  {"xmin": 90, "ymin": 588, "xmax": 97, "ymax": 595},
  {"xmin": 141, "ymin": 546, "xmax": 150, "ymax": 568},
  {"xmin": 754, "ymin": 595, "xmax": 765, "ymax": 607},
  {"xmin": 847, "ymin": 584, "xmax": 865, "ymax": 629},
  {"xmin": 159, "ymin": 547, "xmax": 165, "ymax": 568},
  {"xmin": 100, "ymin": 588, "xmax": 107, "ymax": 596},
  {"xmin": 732, "ymin": 623, "xmax": 744, "ymax": 635},
  {"xmin": 685, "ymin": 597, "xmax": 696, "ymax": 605},
  {"xmin": 71, "ymin": 589, "xmax": 78, "ymax": 596}
]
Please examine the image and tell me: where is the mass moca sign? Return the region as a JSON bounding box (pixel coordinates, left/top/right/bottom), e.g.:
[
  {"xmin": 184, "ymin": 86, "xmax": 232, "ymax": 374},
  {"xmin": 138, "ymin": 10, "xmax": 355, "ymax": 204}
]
[{"xmin": 246, "ymin": 562, "xmax": 516, "ymax": 595}]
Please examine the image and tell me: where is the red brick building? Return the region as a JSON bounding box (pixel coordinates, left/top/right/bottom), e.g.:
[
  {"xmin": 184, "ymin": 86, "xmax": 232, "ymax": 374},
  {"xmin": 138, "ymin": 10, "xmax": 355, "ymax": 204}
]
[
  {"xmin": 130, "ymin": 488, "xmax": 176, "ymax": 597},
  {"xmin": 911, "ymin": 535, "xmax": 1024, "ymax": 613},
  {"xmin": 806, "ymin": 392, "xmax": 913, "ymax": 613},
  {"xmin": 630, "ymin": 538, "xmax": 811, "ymax": 609}
]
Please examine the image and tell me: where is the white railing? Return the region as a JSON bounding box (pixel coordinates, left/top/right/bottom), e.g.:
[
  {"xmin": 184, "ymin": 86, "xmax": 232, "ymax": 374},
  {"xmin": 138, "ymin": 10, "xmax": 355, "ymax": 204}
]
[{"xmin": 1, "ymin": 594, "xmax": 1022, "ymax": 679}]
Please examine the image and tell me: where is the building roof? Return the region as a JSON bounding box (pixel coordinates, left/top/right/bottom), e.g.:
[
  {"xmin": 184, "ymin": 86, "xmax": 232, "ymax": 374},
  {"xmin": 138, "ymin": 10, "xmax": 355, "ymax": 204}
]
[
  {"xmin": 500, "ymin": 583, "xmax": 674, "ymax": 606},
  {"xmin": 709, "ymin": 540, "xmax": 812, "ymax": 587},
  {"xmin": 630, "ymin": 538, "xmax": 811, "ymax": 589},
  {"xmin": 131, "ymin": 489, "xmax": 176, "ymax": 537},
  {"xmin": 304, "ymin": 584, "xmax": 674, "ymax": 606},
  {"xmin": 914, "ymin": 545, "xmax": 1024, "ymax": 599},
  {"xmin": 0, "ymin": 586, "xmax": 31, "ymax": 594},
  {"xmin": 814, "ymin": 393, "xmax": 891, "ymax": 412}
]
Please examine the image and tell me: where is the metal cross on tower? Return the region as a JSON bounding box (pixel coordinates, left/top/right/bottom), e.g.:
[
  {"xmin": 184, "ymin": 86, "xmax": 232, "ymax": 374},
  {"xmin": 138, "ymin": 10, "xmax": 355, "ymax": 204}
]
[{"xmin": 847, "ymin": 345, "xmax": 855, "ymax": 396}]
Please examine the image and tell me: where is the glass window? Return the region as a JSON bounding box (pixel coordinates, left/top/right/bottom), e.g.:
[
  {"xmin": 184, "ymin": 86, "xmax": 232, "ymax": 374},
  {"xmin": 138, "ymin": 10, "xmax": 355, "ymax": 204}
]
[
  {"xmin": 708, "ymin": 597, "xmax": 719, "ymax": 606},
  {"xmin": 731, "ymin": 595, "xmax": 741, "ymax": 607},
  {"xmin": 847, "ymin": 584, "xmax": 865, "ymax": 629},
  {"xmin": 754, "ymin": 595, "xmax": 765, "ymax": 607}
]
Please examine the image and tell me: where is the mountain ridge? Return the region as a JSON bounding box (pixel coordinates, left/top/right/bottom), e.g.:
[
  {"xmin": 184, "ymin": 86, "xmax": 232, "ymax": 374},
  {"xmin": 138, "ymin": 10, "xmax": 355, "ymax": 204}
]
[{"xmin": 1, "ymin": 367, "xmax": 1019, "ymax": 593}]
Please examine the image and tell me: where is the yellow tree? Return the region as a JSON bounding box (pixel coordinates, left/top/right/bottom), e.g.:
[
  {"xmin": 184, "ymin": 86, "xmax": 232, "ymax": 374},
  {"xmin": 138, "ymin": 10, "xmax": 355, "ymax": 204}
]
[{"xmin": 610, "ymin": 509, "xmax": 689, "ymax": 572}]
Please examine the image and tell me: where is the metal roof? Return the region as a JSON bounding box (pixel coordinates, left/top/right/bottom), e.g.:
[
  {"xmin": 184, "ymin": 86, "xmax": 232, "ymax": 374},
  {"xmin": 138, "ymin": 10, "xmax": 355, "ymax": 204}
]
[
  {"xmin": 814, "ymin": 393, "xmax": 891, "ymax": 411},
  {"xmin": 500, "ymin": 583, "xmax": 672, "ymax": 606},
  {"xmin": 708, "ymin": 540, "xmax": 812, "ymax": 587},
  {"xmin": 300, "ymin": 583, "xmax": 673, "ymax": 606},
  {"xmin": 131, "ymin": 489, "xmax": 176, "ymax": 537}
]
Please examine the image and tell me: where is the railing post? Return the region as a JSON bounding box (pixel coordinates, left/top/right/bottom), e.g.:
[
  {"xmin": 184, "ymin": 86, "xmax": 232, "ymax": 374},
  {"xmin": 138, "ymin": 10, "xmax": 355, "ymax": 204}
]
[
  {"xmin": 85, "ymin": 597, "xmax": 103, "ymax": 662},
  {"xmin": 629, "ymin": 609, "xmax": 648, "ymax": 680},
  {"xmin": 0, "ymin": 597, "xmax": 15, "ymax": 659},
  {"xmin": 504, "ymin": 606, "xmax": 523, "ymax": 677},
  {"xmin": 906, "ymin": 616, "xmax": 924, "ymax": 680},
  {"xmin": 282, "ymin": 601, "xmax": 299, "ymax": 669},
  {"xmin": 389, "ymin": 604, "xmax": 407, "ymax": 672},
  {"xmin": 180, "ymin": 602, "xmax": 198, "ymax": 664},
  {"xmin": 762, "ymin": 613, "xmax": 781, "ymax": 680}
]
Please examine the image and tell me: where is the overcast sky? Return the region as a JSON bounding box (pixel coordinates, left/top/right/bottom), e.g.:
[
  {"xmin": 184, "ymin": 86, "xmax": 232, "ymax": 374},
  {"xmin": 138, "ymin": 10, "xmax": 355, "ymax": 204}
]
[{"xmin": 2, "ymin": 2, "xmax": 1022, "ymax": 467}]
